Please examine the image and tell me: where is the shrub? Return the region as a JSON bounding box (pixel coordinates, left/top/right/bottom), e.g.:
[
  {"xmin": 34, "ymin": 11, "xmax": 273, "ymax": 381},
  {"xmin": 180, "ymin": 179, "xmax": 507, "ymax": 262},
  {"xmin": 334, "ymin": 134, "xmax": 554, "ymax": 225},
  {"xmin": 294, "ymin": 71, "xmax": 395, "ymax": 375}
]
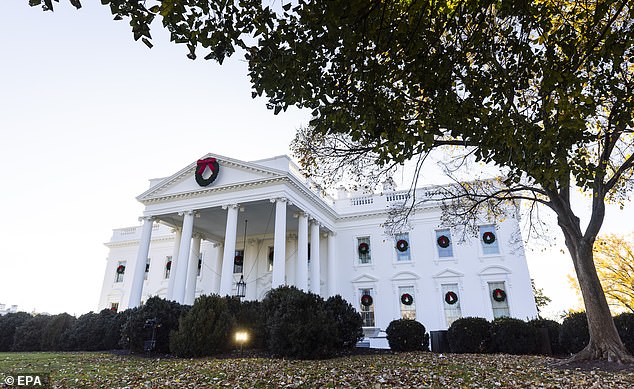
[
  {"xmin": 614, "ymin": 313, "xmax": 634, "ymax": 354},
  {"xmin": 325, "ymin": 295, "xmax": 364, "ymax": 349},
  {"xmin": 229, "ymin": 299, "xmax": 266, "ymax": 350},
  {"xmin": 448, "ymin": 317, "xmax": 491, "ymax": 354},
  {"xmin": 489, "ymin": 317, "xmax": 538, "ymax": 355},
  {"xmin": 40, "ymin": 313, "xmax": 76, "ymax": 351},
  {"xmin": 0, "ymin": 312, "xmax": 32, "ymax": 351},
  {"xmin": 121, "ymin": 297, "xmax": 189, "ymax": 353},
  {"xmin": 386, "ymin": 319, "xmax": 429, "ymax": 351},
  {"xmin": 262, "ymin": 286, "xmax": 338, "ymax": 359},
  {"xmin": 63, "ymin": 309, "xmax": 129, "ymax": 351},
  {"xmin": 529, "ymin": 318, "xmax": 563, "ymax": 355},
  {"xmin": 169, "ymin": 295, "xmax": 236, "ymax": 357},
  {"xmin": 559, "ymin": 312, "xmax": 589, "ymax": 354},
  {"xmin": 12, "ymin": 315, "xmax": 51, "ymax": 351}
]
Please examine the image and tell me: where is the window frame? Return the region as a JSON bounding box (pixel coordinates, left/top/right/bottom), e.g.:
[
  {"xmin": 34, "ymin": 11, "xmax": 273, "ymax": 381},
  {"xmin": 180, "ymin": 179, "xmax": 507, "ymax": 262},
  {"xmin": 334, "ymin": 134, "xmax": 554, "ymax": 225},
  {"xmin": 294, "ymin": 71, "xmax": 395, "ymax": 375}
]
[
  {"xmin": 114, "ymin": 261, "xmax": 126, "ymax": 283},
  {"xmin": 479, "ymin": 224, "xmax": 501, "ymax": 257},
  {"xmin": 356, "ymin": 236, "xmax": 372, "ymax": 265},
  {"xmin": 394, "ymin": 233, "xmax": 412, "ymax": 263}
]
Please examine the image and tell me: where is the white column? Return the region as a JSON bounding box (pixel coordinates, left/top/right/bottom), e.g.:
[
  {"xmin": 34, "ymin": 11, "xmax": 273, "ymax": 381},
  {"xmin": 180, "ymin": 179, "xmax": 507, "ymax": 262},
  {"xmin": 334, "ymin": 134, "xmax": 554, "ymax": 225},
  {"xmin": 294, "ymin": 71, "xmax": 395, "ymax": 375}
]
[
  {"xmin": 327, "ymin": 231, "xmax": 337, "ymax": 297},
  {"xmin": 127, "ymin": 216, "xmax": 153, "ymax": 309},
  {"xmin": 172, "ymin": 210, "xmax": 195, "ymax": 303},
  {"xmin": 310, "ymin": 220, "xmax": 321, "ymax": 295},
  {"xmin": 166, "ymin": 228, "xmax": 182, "ymax": 300},
  {"xmin": 295, "ymin": 212, "xmax": 309, "ymax": 291},
  {"xmin": 219, "ymin": 204, "xmax": 239, "ymax": 296},
  {"xmin": 184, "ymin": 234, "xmax": 202, "ymax": 305},
  {"xmin": 272, "ymin": 198, "xmax": 287, "ymax": 288}
]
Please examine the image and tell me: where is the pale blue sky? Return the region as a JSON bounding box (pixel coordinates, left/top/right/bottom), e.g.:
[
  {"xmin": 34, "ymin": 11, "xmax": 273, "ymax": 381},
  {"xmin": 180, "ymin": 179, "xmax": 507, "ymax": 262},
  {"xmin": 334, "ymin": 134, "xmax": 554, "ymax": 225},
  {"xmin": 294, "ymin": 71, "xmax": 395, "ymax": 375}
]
[{"xmin": 1, "ymin": 1, "xmax": 630, "ymax": 319}]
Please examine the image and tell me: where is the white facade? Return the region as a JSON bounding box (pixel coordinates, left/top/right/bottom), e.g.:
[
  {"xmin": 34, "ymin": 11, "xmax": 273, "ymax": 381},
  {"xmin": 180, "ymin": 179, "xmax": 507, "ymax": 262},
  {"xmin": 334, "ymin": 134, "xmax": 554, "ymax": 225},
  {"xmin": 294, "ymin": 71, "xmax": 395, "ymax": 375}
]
[{"xmin": 98, "ymin": 153, "xmax": 538, "ymax": 332}]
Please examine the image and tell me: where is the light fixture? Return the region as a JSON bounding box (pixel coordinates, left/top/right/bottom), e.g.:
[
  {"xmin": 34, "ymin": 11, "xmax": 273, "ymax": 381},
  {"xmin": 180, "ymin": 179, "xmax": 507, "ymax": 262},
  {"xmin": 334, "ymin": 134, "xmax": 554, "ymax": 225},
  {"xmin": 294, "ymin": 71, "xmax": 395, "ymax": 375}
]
[{"xmin": 236, "ymin": 275, "xmax": 246, "ymax": 298}]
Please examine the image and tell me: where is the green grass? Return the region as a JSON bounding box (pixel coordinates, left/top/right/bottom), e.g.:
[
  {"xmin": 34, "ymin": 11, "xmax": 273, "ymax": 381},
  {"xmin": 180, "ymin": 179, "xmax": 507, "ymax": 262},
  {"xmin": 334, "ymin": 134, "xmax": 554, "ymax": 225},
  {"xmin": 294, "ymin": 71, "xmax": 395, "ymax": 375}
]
[{"xmin": 0, "ymin": 352, "xmax": 632, "ymax": 388}]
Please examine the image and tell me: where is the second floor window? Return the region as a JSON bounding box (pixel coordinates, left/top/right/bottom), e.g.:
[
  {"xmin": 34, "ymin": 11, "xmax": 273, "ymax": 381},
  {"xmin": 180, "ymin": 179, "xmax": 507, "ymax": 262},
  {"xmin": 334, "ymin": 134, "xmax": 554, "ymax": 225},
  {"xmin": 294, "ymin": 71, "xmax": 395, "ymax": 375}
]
[
  {"xmin": 395, "ymin": 233, "xmax": 411, "ymax": 262},
  {"xmin": 234, "ymin": 250, "xmax": 244, "ymax": 274},
  {"xmin": 357, "ymin": 237, "xmax": 371, "ymax": 264},
  {"xmin": 164, "ymin": 256, "xmax": 172, "ymax": 279},
  {"xmin": 115, "ymin": 262, "xmax": 126, "ymax": 283}
]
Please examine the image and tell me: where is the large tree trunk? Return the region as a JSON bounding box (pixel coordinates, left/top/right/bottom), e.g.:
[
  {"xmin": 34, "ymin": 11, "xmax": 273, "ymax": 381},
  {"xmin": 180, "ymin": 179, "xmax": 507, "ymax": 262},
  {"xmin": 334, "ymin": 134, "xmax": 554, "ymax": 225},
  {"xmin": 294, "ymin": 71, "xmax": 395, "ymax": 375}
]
[{"xmin": 562, "ymin": 231, "xmax": 634, "ymax": 363}]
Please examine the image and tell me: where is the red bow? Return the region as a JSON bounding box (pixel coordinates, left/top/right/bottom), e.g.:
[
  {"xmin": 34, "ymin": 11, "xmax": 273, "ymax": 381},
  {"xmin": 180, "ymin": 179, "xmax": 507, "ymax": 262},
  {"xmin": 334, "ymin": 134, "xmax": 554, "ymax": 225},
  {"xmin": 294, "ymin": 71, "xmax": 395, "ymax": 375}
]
[{"xmin": 196, "ymin": 158, "xmax": 217, "ymax": 174}]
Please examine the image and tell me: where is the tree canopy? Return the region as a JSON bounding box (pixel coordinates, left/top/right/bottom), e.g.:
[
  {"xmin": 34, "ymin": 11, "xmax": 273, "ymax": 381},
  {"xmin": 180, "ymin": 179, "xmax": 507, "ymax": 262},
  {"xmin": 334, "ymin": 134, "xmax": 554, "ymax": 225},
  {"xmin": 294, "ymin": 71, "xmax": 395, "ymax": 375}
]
[{"xmin": 33, "ymin": 0, "xmax": 634, "ymax": 363}]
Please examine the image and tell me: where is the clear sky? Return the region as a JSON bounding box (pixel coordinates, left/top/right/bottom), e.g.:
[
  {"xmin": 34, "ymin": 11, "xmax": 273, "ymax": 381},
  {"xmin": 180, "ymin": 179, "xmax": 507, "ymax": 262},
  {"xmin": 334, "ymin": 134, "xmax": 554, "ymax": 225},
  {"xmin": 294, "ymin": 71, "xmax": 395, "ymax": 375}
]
[{"xmin": 1, "ymin": 1, "xmax": 631, "ymax": 319}]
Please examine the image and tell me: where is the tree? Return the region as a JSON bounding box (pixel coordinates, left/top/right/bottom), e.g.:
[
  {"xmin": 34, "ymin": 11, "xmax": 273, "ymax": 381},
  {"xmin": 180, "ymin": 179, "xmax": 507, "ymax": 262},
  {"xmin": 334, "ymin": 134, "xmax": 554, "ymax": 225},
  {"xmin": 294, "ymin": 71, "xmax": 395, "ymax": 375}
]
[
  {"xmin": 532, "ymin": 279, "xmax": 552, "ymax": 318},
  {"xmin": 570, "ymin": 234, "xmax": 634, "ymax": 314},
  {"xmin": 33, "ymin": 0, "xmax": 634, "ymax": 363}
]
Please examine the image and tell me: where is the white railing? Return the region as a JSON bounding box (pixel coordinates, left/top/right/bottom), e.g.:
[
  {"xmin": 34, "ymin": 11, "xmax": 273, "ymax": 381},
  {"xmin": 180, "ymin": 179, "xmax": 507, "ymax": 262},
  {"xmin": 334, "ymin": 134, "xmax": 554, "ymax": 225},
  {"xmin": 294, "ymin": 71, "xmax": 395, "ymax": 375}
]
[{"xmin": 350, "ymin": 196, "xmax": 374, "ymax": 206}]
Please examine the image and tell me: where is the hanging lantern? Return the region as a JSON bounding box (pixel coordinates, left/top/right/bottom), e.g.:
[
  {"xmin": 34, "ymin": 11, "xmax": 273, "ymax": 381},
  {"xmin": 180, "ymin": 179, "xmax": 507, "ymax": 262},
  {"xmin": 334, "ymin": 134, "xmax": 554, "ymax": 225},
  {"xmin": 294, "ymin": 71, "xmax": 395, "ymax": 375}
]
[
  {"xmin": 361, "ymin": 294, "xmax": 373, "ymax": 307},
  {"xmin": 492, "ymin": 288, "xmax": 507, "ymax": 302},
  {"xmin": 444, "ymin": 291, "xmax": 458, "ymax": 305},
  {"xmin": 437, "ymin": 235, "xmax": 450, "ymax": 248},
  {"xmin": 401, "ymin": 293, "xmax": 414, "ymax": 306},
  {"xmin": 235, "ymin": 275, "xmax": 246, "ymax": 298},
  {"xmin": 482, "ymin": 231, "xmax": 496, "ymax": 244}
]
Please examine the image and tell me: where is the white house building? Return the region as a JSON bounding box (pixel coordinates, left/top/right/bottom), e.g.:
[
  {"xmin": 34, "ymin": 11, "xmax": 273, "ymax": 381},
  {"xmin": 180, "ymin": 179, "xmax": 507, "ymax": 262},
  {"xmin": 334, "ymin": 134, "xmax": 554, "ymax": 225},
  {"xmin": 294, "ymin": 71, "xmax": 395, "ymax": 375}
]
[{"xmin": 98, "ymin": 153, "xmax": 538, "ymax": 335}]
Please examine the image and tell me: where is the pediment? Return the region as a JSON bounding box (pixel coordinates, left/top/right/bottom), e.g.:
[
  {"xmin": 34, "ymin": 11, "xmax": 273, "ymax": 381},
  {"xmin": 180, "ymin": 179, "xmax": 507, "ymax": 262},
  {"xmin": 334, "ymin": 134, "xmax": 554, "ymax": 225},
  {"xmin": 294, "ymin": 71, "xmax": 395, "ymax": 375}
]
[
  {"xmin": 432, "ymin": 268, "xmax": 464, "ymax": 279},
  {"xmin": 137, "ymin": 153, "xmax": 287, "ymax": 202},
  {"xmin": 391, "ymin": 271, "xmax": 420, "ymax": 281},
  {"xmin": 478, "ymin": 265, "xmax": 511, "ymax": 276},
  {"xmin": 351, "ymin": 274, "xmax": 379, "ymax": 283}
]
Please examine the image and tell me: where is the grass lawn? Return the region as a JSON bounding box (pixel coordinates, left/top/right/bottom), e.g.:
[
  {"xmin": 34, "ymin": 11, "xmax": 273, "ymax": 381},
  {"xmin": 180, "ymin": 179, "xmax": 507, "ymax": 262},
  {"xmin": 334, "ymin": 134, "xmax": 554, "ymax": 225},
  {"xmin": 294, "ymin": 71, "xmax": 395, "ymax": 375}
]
[{"xmin": 0, "ymin": 351, "xmax": 633, "ymax": 388}]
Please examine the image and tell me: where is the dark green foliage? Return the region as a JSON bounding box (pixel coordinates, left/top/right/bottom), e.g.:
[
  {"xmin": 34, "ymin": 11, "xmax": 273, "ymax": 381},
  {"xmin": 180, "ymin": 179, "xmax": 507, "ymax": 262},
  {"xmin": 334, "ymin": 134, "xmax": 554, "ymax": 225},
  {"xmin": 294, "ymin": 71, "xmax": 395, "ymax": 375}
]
[
  {"xmin": 122, "ymin": 297, "xmax": 189, "ymax": 353},
  {"xmin": 169, "ymin": 295, "xmax": 236, "ymax": 357},
  {"xmin": 0, "ymin": 312, "xmax": 32, "ymax": 351},
  {"xmin": 40, "ymin": 313, "xmax": 76, "ymax": 351},
  {"xmin": 63, "ymin": 309, "xmax": 129, "ymax": 351},
  {"xmin": 228, "ymin": 298, "xmax": 266, "ymax": 350},
  {"xmin": 559, "ymin": 312, "xmax": 589, "ymax": 354},
  {"xmin": 614, "ymin": 313, "xmax": 634, "ymax": 354},
  {"xmin": 448, "ymin": 317, "xmax": 491, "ymax": 354},
  {"xmin": 529, "ymin": 318, "xmax": 564, "ymax": 355},
  {"xmin": 325, "ymin": 295, "xmax": 364, "ymax": 349},
  {"xmin": 386, "ymin": 319, "xmax": 429, "ymax": 352},
  {"xmin": 489, "ymin": 317, "xmax": 538, "ymax": 355},
  {"xmin": 262, "ymin": 286, "xmax": 338, "ymax": 359},
  {"xmin": 12, "ymin": 315, "xmax": 51, "ymax": 351}
]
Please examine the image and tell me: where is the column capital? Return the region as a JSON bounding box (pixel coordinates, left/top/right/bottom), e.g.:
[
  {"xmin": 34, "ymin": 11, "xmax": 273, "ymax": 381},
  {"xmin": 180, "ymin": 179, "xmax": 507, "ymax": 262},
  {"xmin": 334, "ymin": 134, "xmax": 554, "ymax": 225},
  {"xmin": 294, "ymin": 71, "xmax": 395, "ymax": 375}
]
[
  {"xmin": 309, "ymin": 218, "xmax": 321, "ymax": 227},
  {"xmin": 138, "ymin": 215, "xmax": 154, "ymax": 223},
  {"xmin": 178, "ymin": 210, "xmax": 196, "ymax": 217},
  {"xmin": 270, "ymin": 197, "xmax": 288, "ymax": 204},
  {"xmin": 222, "ymin": 203, "xmax": 240, "ymax": 210}
]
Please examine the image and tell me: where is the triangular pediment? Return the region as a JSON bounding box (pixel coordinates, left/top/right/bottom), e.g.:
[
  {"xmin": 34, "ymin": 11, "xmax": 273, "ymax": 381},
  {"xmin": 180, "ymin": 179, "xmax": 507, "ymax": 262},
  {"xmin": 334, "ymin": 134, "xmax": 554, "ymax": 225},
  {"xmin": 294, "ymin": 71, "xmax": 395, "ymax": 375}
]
[
  {"xmin": 137, "ymin": 153, "xmax": 288, "ymax": 202},
  {"xmin": 351, "ymin": 274, "xmax": 379, "ymax": 283},
  {"xmin": 432, "ymin": 268, "xmax": 464, "ymax": 279},
  {"xmin": 391, "ymin": 271, "xmax": 420, "ymax": 281},
  {"xmin": 478, "ymin": 265, "xmax": 511, "ymax": 276}
]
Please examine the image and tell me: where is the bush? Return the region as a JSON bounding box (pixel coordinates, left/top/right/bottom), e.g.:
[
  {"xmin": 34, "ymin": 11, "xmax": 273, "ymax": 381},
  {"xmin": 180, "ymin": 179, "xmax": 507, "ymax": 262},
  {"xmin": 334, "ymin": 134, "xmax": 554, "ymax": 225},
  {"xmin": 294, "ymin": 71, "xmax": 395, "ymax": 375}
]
[
  {"xmin": 63, "ymin": 309, "xmax": 129, "ymax": 351},
  {"xmin": 325, "ymin": 295, "xmax": 364, "ymax": 349},
  {"xmin": 12, "ymin": 315, "xmax": 51, "ymax": 351},
  {"xmin": 559, "ymin": 312, "xmax": 589, "ymax": 354},
  {"xmin": 614, "ymin": 313, "xmax": 634, "ymax": 354},
  {"xmin": 262, "ymin": 286, "xmax": 338, "ymax": 359},
  {"xmin": 0, "ymin": 312, "xmax": 32, "ymax": 351},
  {"xmin": 228, "ymin": 299, "xmax": 266, "ymax": 350},
  {"xmin": 386, "ymin": 319, "xmax": 429, "ymax": 351},
  {"xmin": 489, "ymin": 317, "xmax": 538, "ymax": 355},
  {"xmin": 170, "ymin": 295, "xmax": 236, "ymax": 357},
  {"xmin": 122, "ymin": 297, "xmax": 189, "ymax": 353},
  {"xmin": 40, "ymin": 313, "xmax": 76, "ymax": 351},
  {"xmin": 448, "ymin": 317, "xmax": 491, "ymax": 354},
  {"xmin": 529, "ymin": 318, "xmax": 563, "ymax": 355}
]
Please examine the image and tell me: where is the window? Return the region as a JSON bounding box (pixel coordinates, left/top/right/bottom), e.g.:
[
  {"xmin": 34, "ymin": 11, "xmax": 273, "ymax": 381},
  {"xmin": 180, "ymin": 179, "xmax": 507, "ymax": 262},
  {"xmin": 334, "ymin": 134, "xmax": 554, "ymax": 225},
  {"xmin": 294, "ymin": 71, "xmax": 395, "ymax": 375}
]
[
  {"xmin": 395, "ymin": 233, "xmax": 411, "ymax": 262},
  {"xmin": 357, "ymin": 237, "xmax": 371, "ymax": 264},
  {"xmin": 115, "ymin": 261, "xmax": 126, "ymax": 283},
  {"xmin": 398, "ymin": 286, "xmax": 416, "ymax": 320},
  {"xmin": 234, "ymin": 249, "xmax": 244, "ymax": 274},
  {"xmin": 110, "ymin": 302, "xmax": 119, "ymax": 312},
  {"xmin": 267, "ymin": 247, "xmax": 274, "ymax": 272},
  {"xmin": 359, "ymin": 288, "xmax": 375, "ymax": 327},
  {"xmin": 436, "ymin": 229, "xmax": 454, "ymax": 258},
  {"xmin": 441, "ymin": 283, "xmax": 462, "ymax": 327},
  {"xmin": 197, "ymin": 253, "xmax": 203, "ymax": 277},
  {"xmin": 479, "ymin": 225, "xmax": 500, "ymax": 255},
  {"xmin": 164, "ymin": 256, "xmax": 172, "ymax": 279},
  {"xmin": 489, "ymin": 281, "xmax": 510, "ymax": 318},
  {"xmin": 144, "ymin": 258, "xmax": 150, "ymax": 280}
]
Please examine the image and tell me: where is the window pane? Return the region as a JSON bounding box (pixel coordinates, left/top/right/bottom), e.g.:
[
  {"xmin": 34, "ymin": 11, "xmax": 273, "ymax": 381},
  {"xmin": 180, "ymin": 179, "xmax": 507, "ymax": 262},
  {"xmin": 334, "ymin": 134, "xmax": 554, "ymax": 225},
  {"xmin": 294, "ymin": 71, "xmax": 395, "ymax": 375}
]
[
  {"xmin": 234, "ymin": 250, "xmax": 244, "ymax": 274},
  {"xmin": 488, "ymin": 281, "xmax": 510, "ymax": 318},
  {"xmin": 398, "ymin": 286, "xmax": 416, "ymax": 320},
  {"xmin": 395, "ymin": 233, "xmax": 411, "ymax": 262},
  {"xmin": 357, "ymin": 237, "xmax": 371, "ymax": 264},
  {"xmin": 164, "ymin": 256, "xmax": 172, "ymax": 279},
  {"xmin": 359, "ymin": 288, "xmax": 375, "ymax": 327},
  {"xmin": 480, "ymin": 225, "xmax": 500, "ymax": 255},
  {"xmin": 436, "ymin": 229, "xmax": 453, "ymax": 258},
  {"xmin": 441, "ymin": 283, "xmax": 462, "ymax": 327}
]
